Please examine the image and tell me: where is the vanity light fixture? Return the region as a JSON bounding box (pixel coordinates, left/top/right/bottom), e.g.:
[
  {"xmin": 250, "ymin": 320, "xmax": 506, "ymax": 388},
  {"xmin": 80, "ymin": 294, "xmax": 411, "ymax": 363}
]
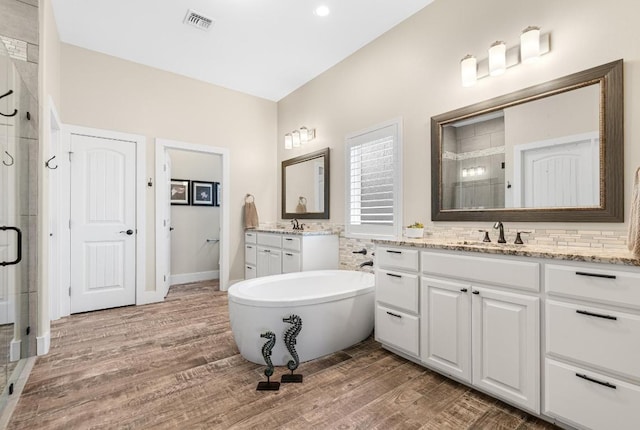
[
  {"xmin": 285, "ymin": 126, "xmax": 317, "ymax": 149},
  {"xmin": 460, "ymin": 55, "xmax": 477, "ymax": 87},
  {"xmin": 489, "ymin": 41, "xmax": 506, "ymax": 76},
  {"xmin": 460, "ymin": 26, "xmax": 549, "ymax": 87},
  {"xmin": 520, "ymin": 26, "xmax": 541, "ymax": 63}
]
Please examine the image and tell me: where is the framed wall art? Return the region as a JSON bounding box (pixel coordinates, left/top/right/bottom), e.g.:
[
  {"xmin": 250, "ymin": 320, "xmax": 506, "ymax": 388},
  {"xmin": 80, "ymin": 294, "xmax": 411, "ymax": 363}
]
[
  {"xmin": 170, "ymin": 179, "xmax": 190, "ymax": 205},
  {"xmin": 192, "ymin": 181, "xmax": 215, "ymax": 206}
]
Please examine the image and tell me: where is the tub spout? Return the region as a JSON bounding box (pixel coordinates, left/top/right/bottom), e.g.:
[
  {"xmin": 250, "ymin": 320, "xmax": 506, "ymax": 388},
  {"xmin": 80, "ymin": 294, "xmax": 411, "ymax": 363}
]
[{"xmin": 359, "ymin": 260, "xmax": 374, "ymax": 268}]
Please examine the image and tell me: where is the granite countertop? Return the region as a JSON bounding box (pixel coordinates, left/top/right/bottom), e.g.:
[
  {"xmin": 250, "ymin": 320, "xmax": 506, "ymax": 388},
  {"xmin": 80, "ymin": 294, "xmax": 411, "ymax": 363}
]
[
  {"xmin": 373, "ymin": 237, "xmax": 640, "ymax": 267},
  {"xmin": 246, "ymin": 228, "xmax": 336, "ymax": 236}
]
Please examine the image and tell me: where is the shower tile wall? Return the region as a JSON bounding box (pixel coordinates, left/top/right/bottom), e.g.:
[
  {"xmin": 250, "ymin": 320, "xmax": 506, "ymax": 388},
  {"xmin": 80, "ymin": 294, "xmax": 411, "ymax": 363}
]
[{"xmin": 452, "ymin": 117, "xmax": 506, "ymax": 209}]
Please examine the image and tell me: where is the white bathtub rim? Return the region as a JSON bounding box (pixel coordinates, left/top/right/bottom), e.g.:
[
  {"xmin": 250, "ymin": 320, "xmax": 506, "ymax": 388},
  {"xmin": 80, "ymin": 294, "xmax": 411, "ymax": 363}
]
[{"xmin": 228, "ymin": 270, "xmax": 374, "ymax": 308}]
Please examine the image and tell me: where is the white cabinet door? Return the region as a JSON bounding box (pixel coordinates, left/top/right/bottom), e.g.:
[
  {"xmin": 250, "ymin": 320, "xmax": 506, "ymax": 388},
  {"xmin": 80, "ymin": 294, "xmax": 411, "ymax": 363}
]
[
  {"xmin": 472, "ymin": 287, "xmax": 540, "ymax": 413},
  {"xmin": 257, "ymin": 247, "xmax": 282, "ymax": 277},
  {"xmin": 282, "ymin": 251, "xmax": 301, "ymax": 274},
  {"xmin": 420, "ymin": 277, "xmax": 471, "ymax": 383}
]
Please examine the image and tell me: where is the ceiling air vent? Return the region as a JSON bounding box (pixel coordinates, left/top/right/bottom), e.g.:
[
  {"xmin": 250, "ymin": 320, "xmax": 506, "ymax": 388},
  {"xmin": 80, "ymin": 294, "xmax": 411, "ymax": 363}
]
[{"xmin": 183, "ymin": 9, "xmax": 214, "ymax": 31}]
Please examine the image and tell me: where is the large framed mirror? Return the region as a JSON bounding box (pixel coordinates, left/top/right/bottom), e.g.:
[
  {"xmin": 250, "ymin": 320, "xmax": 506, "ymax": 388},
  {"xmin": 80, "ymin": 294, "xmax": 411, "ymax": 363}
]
[
  {"xmin": 282, "ymin": 147, "xmax": 330, "ymax": 219},
  {"xmin": 431, "ymin": 59, "xmax": 623, "ymax": 222}
]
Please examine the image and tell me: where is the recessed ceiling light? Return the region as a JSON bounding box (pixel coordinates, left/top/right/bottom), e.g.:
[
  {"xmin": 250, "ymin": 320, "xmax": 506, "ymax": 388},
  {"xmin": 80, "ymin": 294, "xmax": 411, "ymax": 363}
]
[{"xmin": 314, "ymin": 5, "xmax": 330, "ymax": 17}]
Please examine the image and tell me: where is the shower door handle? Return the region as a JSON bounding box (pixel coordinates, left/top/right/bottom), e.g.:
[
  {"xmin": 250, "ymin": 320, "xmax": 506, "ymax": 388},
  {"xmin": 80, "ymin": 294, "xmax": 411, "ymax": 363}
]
[{"xmin": 0, "ymin": 226, "xmax": 22, "ymax": 266}]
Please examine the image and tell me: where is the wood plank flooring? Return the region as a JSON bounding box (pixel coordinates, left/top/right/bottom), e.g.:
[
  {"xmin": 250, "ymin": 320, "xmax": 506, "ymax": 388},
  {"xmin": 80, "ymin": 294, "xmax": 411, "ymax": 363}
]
[{"xmin": 7, "ymin": 281, "xmax": 560, "ymax": 429}]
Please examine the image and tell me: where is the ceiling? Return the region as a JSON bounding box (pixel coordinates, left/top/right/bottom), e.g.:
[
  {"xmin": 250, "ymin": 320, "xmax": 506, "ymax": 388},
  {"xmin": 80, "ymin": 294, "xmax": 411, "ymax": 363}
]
[{"xmin": 51, "ymin": 0, "xmax": 435, "ymax": 101}]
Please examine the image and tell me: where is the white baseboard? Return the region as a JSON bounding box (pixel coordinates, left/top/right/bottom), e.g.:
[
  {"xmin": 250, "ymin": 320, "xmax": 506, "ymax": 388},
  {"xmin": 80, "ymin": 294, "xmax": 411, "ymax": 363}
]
[
  {"xmin": 10, "ymin": 339, "xmax": 21, "ymax": 361},
  {"xmin": 170, "ymin": 270, "xmax": 219, "ymax": 286},
  {"xmin": 36, "ymin": 332, "xmax": 50, "ymax": 356}
]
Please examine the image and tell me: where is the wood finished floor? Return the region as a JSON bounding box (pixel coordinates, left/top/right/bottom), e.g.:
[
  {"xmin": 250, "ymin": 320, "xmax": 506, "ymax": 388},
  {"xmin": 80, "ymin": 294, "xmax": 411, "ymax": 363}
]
[{"xmin": 8, "ymin": 281, "xmax": 560, "ymax": 429}]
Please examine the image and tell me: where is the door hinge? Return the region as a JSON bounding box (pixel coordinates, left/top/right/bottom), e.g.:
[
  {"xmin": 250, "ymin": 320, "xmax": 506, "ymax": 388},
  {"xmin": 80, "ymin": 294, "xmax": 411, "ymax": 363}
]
[
  {"xmin": 68, "ymin": 151, "xmax": 73, "ymax": 162},
  {"xmin": 69, "ymin": 286, "xmax": 71, "ymax": 296},
  {"xmin": 164, "ymin": 164, "xmax": 167, "ymax": 172},
  {"xmin": 26, "ymin": 326, "xmax": 30, "ymax": 336},
  {"xmin": 68, "ymin": 219, "xmax": 71, "ymax": 229},
  {"xmin": 164, "ymin": 275, "xmax": 167, "ymax": 282}
]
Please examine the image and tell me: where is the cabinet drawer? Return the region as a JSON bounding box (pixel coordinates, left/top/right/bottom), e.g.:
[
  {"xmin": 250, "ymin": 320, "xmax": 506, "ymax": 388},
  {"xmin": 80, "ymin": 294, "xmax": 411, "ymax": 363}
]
[
  {"xmin": 245, "ymin": 231, "xmax": 257, "ymax": 244},
  {"xmin": 375, "ymin": 269, "xmax": 419, "ymax": 313},
  {"xmin": 546, "ymin": 264, "xmax": 640, "ymax": 309},
  {"xmin": 421, "ymin": 251, "xmax": 539, "ymax": 292},
  {"xmin": 245, "ymin": 265, "xmax": 256, "ymax": 279},
  {"xmin": 282, "ymin": 235, "xmax": 301, "ymax": 251},
  {"xmin": 546, "ymin": 300, "xmax": 640, "ymax": 379},
  {"xmin": 377, "ymin": 247, "xmax": 419, "ymax": 271},
  {"xmin": 282, "ymin": 251, "xmax": 301, "ymax": 274},
  {"xmin": 257, "ymin": 233, "xmax": 282, "ymax": 248},
  {"xmin": 375, "ymin": 304, "xmax": 419, "ymax": 356},
  {"xmin": 245, "ymin": 244, "xmax": 257, "ymax": 265},
  {"xmin": 545, "ymin": 359, "xmax": 640, "ymax": 430}
]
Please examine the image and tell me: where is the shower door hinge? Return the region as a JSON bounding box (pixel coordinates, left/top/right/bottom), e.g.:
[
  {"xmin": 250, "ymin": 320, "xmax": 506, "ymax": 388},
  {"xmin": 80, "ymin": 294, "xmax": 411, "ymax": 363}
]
[
  {"xmin": 26, "ymin": 326, "xmax": 30, "ymax": 336},
  {"xmin": 8, "ymin": 383, "xmax": 13, "ymax": 395}
]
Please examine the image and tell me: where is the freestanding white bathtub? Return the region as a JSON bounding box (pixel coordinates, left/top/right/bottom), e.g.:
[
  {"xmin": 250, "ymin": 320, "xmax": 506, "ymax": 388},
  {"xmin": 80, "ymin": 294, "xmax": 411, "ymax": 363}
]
[{"xmin": 228, "ymin": 270, "xmax": 374, "ymax": 366}]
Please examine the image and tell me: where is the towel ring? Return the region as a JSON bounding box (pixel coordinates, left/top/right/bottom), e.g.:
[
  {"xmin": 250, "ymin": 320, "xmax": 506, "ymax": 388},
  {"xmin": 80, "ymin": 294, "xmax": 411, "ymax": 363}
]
[
  {"xmin": 245, "ymin": 193, "xmax": 255, "ymax": 203},
  {"xmin": 298, "ymin": 196, "xmax": 307, "ymax": 204}
]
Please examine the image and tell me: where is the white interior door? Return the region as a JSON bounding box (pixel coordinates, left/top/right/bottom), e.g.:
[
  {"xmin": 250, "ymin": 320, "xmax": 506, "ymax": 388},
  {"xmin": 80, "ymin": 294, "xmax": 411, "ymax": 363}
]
[
  {"xmin": 163, "ymin": 152, "xmax": 172, "ymax": 297},
  {"xmin": 70, "ymin": 134, "xmax": 136, "ymax": 313},
  {"xmin": 0, "ymin": 132, "xmax": 16, "ymax": 324}
]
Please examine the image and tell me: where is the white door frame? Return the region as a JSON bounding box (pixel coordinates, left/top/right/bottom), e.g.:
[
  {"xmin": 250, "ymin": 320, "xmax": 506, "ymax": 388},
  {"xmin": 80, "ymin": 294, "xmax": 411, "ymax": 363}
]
[
  {"xmin": 155, "ymin": 139, "xmax": 230, "ymax": 292},
  {"xmin": 47, "ymin": 98, "xmax": 63, "ymax": 321},
  {"xmin": 56, "ymin": 125, "xmax": 147, "ymax": 317}
]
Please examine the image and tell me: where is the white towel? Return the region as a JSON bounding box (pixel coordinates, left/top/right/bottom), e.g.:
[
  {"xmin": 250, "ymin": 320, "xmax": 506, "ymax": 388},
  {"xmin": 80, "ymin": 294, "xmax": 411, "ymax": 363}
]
[{"xmin": 628, "ymin": 167, "xmax": 640, "ymax": 255}]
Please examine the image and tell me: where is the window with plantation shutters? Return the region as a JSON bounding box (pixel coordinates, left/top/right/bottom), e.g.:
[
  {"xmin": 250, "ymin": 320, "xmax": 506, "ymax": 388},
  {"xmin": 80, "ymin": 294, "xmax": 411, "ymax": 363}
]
[{"xmin": 345, "ymin": 119, "xmax": 402, "ymax": 238}]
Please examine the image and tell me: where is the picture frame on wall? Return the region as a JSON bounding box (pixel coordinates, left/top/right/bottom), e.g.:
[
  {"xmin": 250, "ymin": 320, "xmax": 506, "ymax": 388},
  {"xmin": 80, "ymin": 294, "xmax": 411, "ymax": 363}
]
[
  {"xmin": 192, "ymin": 181, "xmax": 215, "ymax": 206},
  {"xmin": 214, "ymin": 182, "xmax": 221, "ymax": 207},
  {"xmin": 170, "ymin": 179, "xmax": 190, "ymax": 205}
]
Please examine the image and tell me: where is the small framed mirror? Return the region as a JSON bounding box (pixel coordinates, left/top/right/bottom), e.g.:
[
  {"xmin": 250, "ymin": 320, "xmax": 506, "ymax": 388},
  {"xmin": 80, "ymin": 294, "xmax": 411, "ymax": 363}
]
[
  {"xmin": 431, "ymin": 59, "xmax": 623, "ymax": 222},
  {"xmin": 282, "ymin": 147, "xmax": 330, "ymax": 219}
]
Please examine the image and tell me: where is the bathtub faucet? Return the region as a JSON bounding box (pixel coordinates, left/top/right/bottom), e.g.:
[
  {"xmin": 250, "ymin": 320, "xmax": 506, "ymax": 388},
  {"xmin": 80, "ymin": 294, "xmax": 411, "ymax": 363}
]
[{"xmin": 359, "ymin": 260, "xmax": 374, "ymax": 268}]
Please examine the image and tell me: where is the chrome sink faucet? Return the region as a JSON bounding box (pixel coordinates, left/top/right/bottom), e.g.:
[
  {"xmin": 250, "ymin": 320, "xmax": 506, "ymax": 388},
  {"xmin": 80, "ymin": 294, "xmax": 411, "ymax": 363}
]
[{"xmin": 493, "ymin": 221, "xmax": 506, "ymax": 243}]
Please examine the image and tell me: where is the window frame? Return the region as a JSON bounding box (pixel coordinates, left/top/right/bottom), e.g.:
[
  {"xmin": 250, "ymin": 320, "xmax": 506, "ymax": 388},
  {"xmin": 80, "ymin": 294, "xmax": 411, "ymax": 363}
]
[{"xmin": 344, "ymin": 118, "xmax": 403, "ymax": 239}]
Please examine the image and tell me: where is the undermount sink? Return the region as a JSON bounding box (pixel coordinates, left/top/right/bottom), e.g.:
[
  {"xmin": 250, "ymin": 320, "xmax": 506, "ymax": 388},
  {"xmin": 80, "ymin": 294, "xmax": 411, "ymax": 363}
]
[{"xmin": 454, "ymin": 240, "xmax": 524, "ymax": 248}]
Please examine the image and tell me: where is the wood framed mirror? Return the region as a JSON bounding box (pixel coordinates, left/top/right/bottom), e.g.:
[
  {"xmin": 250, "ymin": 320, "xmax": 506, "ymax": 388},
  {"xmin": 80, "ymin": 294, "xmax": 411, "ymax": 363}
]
[
  {"xmin": 431, "ymin": 59, "xmax": 623, "ymax": 222},
  {"xmin": 282, "ymin": 147, "xmax": 330, "ymax": 219}
]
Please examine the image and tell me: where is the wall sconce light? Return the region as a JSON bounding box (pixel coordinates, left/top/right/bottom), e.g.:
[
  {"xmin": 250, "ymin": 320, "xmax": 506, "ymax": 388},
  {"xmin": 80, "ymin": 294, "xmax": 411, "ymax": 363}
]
[
  {"xmin": 460, "ymin": 55, "xmax": 477, "ymax": 87},
  {"xmin": 520, "ymin": 26, "xmax": 541, "ymax": 63},
  {"xmin": 488, "ymin": 41, "xmax": 506, "ymax": 76},
  {"xmin": 460, "ymin": 26, "xmax": 550, "ymax": 87},
  {"xmin": 284, "ymin": 126, "xmax": 316, "ymax": 149}
]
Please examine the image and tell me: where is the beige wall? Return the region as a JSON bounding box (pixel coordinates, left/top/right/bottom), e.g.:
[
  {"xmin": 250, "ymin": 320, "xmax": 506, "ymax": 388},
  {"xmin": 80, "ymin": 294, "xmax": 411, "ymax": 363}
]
[
  {"xmin": 59, "ymin": 44, "xmax": 278, "ymax": 287},
  {"xmin": 167, "ymin": 149, "xmax": 222, "ymax": 277},
  {"xmin": 277, "ymin": 0, "xmax": 640, "ymax": 236}
]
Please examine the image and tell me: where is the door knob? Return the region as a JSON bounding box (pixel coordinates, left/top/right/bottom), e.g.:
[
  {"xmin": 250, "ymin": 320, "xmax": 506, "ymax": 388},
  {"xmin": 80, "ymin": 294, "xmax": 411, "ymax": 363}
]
[
  {"xmin": 120, "ymin": 229, "xmax": 134, "ymax": 235},
  {"xmin": 169, "ymin": 227, "xmax": 174, "ymax": 231}
]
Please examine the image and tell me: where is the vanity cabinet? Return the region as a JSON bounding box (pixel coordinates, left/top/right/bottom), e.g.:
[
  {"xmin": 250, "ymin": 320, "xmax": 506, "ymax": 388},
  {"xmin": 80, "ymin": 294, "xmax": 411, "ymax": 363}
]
[
  {"xmin": 420, "ymin": 252, "xmax": 540, "ymax": 413},
  {"xmin": 244, "ymin": 231, "xmax": 338, "ymax": 279},
  {"xmin": 544, "ymin": 263, "xmax": 640, "ymax": 430}
]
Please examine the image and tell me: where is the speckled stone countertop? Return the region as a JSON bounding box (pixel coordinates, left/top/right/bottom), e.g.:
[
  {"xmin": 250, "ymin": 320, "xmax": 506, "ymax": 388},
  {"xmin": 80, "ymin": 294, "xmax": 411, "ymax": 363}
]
[
  {"xmin": 373, "ymin": 237, "xmax": 640, "ymax": 267},
  {"xmin": 246, "ymin": 228, "xmax": 336, "ymax": 236}
]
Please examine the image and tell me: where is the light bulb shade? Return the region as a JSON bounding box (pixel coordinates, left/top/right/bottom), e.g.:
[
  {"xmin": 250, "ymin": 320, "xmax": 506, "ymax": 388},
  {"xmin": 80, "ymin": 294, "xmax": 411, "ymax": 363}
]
[
  {"xmin": 460, "ymin": 54, "xmax": 477, "ymax": 87},
  {"xmin": 489, "ymin": 41, "xmax": 506, "ymax": 76},
  {"xmin": 299, "ymin": 127, "xmax": 309, "ymax": 144},
  {"xmin": 521, "ymin": 26, "xmax": 541, "ymax": 63},
  {"xmin": 284, "ymin": 133, "xmax": 293, "ymax": 149},
  {"xmin": 292, "ymin": 130, "xmax": 301, "ymax": 147}
]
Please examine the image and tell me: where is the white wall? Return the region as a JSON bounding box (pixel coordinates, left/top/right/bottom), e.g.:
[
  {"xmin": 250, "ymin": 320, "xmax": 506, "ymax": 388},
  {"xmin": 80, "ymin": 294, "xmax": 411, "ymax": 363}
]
[
  {"xmin": 167, "ymin": 149, "xmax": 221, "ymax": 279},
  {"xmin": 277, "ymin": 0, "xmax": 640, "ymax": 237},
  {"xmin": 58, "ymin": 44, "xmax": 278, "ymax": 287}
]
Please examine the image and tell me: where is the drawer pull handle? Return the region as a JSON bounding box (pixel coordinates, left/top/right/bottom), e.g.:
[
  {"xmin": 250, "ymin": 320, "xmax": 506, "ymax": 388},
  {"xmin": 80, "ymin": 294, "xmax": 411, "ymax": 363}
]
[
  {"xmin": 386, "ymin": 311, "xmax": 402, "ymax": 318},
  {"xmin": 460, "ymin": 288, "xmax": 468, "ymax": 292},
  {"xmin": 386, "ymin": 250, "xmax": 402, "ymax": 254},
  {"xmin": 472, "ymin": 290, "xmax": 480, "ymax": 295},
  {"xmin": 575, "ymin": 271, "xmax": 617, "ymax": 279},
  {"xmin": 285, "ymin": 238, "xmax": 293, "ymax": 241},
  {"xmin": 285, "ymin": 253, "xmax": 293, "ymax": 256},
  {"xmin": 386, "ymin": 273, "xmax": 402, "ymax": 278},
  {"xmin": 247, "ymin": 246, "xmax": 253, "ymax": 249},
  {"xmin": 575, "ymin": 373, "xmax": 616, "ymax": 389},
  {"xmin": 264, "ymin": 249, "xmax": 271, "ymax": 253},
  {"xmin": 576, "ymin": 309, "xmax": 617, "ymax": 320}
]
